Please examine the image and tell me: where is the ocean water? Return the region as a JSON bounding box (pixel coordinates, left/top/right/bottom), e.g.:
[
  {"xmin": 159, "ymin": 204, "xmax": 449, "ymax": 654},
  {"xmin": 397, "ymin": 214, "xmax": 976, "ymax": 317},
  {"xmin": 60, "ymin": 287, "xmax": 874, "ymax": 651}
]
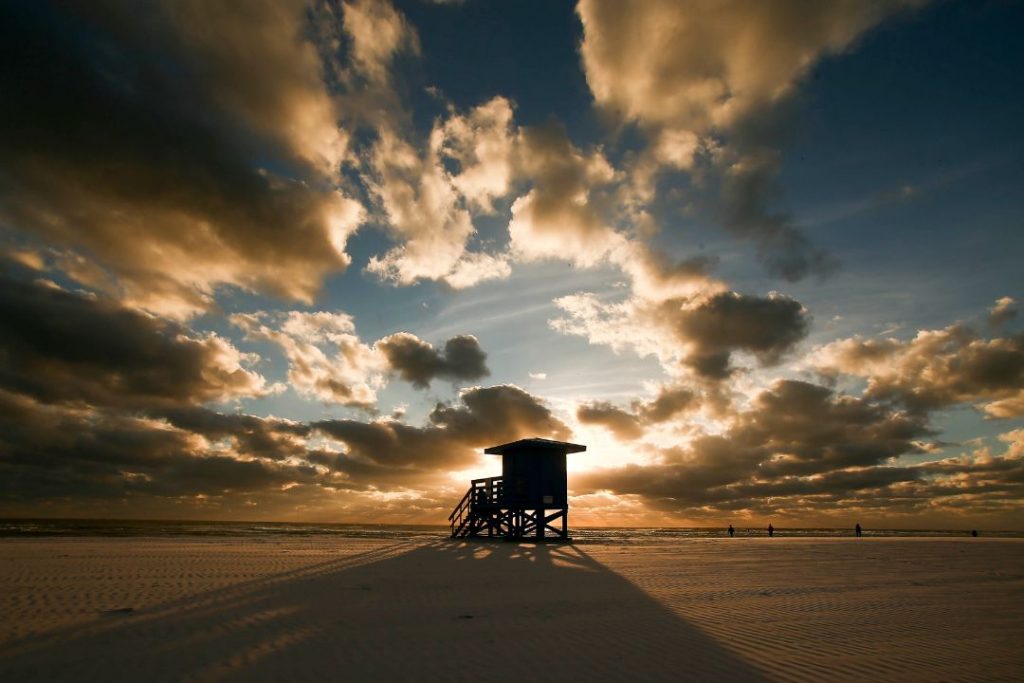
[{"xmin": 0, "ymin": 519, "xmax": 1018, "ymax": 540}]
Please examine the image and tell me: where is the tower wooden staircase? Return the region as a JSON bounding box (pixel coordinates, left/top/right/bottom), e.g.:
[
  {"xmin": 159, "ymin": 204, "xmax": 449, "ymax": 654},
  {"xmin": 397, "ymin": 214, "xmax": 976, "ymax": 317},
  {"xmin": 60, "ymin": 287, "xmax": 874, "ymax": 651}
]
[{"xmin": 449, "ymin": 476, "xmax": 506, "ymax": 538}]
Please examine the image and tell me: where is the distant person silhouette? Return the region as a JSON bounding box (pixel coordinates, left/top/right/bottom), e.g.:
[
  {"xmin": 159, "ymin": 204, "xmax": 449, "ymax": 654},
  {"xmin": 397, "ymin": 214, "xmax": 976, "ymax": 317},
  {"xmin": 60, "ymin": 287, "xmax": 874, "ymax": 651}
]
[
  {"xmin": 971, "ymin": 529, "xmax": 978, "ymax": 537},
  {"xmin": 767, "ymin": 523, "xmax": 774, "ymax": 537},
  {"xmin": 728, "ymin": 524, "xmax": 735, "ymax": 537},
  {"xmin": 855, "ymin": 523, "xmax": 862, "ymax": 537}
]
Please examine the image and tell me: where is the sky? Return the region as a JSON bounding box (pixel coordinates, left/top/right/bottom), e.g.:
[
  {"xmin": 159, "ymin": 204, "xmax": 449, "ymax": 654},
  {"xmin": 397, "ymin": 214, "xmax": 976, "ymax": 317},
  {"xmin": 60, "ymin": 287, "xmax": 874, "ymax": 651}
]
[{"xmin": 0, "ymin": 0, "xmax": 1022, "ymax": 528}]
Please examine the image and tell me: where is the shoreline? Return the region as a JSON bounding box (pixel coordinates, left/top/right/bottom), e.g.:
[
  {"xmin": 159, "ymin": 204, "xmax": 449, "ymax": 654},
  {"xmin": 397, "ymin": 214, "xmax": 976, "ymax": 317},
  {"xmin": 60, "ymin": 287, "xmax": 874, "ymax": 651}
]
[{"xmin": 1, "ymin": 517, "xmax": 1019, "ymax": 540}]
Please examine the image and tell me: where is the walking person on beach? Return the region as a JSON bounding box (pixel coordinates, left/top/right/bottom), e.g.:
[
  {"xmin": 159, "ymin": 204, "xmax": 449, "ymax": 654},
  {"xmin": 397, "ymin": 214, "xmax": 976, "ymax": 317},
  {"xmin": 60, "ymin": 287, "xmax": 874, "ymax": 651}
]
[
  {"xmin": 855, "ymin": 523, "xmax": 862, "ymax": 537},
  {"xmin": 767, "ymin": 523, "xmax": 774, "ymax": 537},
  {"xmin": 728, "ymin": 524, "xmax": 735, "ymax": 537}
]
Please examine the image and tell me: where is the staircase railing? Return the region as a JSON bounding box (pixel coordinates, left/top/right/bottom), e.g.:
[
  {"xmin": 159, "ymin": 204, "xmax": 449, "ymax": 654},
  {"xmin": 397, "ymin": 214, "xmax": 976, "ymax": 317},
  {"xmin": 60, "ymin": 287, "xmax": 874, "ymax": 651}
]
[
  {"xmin": 448, "ymin": 486, "xmax": 473, "ymax": 537},
  {"xmin": 449, "ymin": 476, "xmax": 503, "ymax": 537}
]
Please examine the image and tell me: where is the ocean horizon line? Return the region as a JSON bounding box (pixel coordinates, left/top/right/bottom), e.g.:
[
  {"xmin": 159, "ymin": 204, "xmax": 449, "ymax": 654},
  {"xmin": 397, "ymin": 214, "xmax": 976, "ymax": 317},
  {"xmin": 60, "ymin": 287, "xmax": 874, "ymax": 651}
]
[{"xmin": 1, "ymin": 517, "xmax": 1020, "ymax": 539}]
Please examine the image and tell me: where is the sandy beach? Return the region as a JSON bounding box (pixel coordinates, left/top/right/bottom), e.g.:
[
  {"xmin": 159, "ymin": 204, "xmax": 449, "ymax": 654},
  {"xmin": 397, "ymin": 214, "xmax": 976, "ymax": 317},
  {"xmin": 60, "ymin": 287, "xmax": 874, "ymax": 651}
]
[{"xmin": 0, "ymin": 536, "xmax": 1021, "ymax": 682}]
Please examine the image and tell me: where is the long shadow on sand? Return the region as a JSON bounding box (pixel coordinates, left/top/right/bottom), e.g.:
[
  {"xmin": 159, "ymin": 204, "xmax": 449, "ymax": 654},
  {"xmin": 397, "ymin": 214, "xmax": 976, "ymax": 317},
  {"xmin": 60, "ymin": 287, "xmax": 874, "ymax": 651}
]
[{"xmin": 0, "ymin": 540, "xmax": 768, "ymax": 682}]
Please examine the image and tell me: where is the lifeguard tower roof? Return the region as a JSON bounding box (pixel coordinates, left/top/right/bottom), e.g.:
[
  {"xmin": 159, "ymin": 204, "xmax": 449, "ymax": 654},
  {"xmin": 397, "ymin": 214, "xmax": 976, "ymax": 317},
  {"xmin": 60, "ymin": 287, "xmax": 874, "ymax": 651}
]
[{"xmin": 484, "ymin": 437, "xmax": 586, "ymax": 455}]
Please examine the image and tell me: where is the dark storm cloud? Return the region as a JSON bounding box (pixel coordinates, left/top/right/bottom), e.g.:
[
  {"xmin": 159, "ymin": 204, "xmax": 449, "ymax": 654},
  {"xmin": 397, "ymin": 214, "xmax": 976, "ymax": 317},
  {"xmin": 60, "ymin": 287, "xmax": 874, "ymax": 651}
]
[
  {"xmin": 0, "ymin": 265, "xmax": 271, "ymax": 408},
  {"xmin": 0, "ymin": 1, "xmax": 361, "ymax": 316},
  {"xmin": 314, "ymin": 385, "xmax": 570, "ymax": 484},
  {"xmin": 377, "ymin": 333, "xmax": 489, "ymax": 388},
  {"xmin": 668, "ymin": 291, "xmax": 809, "ymax": 379}
]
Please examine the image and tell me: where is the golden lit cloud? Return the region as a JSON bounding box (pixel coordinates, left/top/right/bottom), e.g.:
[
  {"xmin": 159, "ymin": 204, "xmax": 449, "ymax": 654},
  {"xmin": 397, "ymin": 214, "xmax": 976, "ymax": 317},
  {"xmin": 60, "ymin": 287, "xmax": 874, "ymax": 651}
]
[
  {"xmin": 578, "ymin": 0, "xmax": 924, "ymax": 136},
  {"xmin": 813, "ymin": 322, "xmax": 1024, "ymax": 418},
  {"xmin": 0, "ymin": 0, "xmax": 365, "ymax": 317}
]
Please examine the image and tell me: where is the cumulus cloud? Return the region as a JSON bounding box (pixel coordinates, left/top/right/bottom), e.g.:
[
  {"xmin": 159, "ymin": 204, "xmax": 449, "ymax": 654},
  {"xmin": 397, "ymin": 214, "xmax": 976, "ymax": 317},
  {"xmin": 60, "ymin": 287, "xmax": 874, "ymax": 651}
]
[
  {"xmin": 364, "ymin": 124, "xmax": 473, "ymax": 284},
  {"xmin": 576, "ymin": 403, "xmax": 645, "ymax": 441},
  {"xmin": 989, "ymin": 296, "xmax": 1018, "ymax": 329},
  {"xmin": 377, "ymin": 333, "xmax": 489, "ymax": 388},
  {"xmin": 578, "ymin": 0, "xmax": 922, "ymax": 137},
  {"xmin": 164, "ymin": 0, "xmax": 351, "ymax": 171},
  {"xmin": 429, "ymin": 384, "xmax": 572, "ymax": 444},
  {"xmin": 0, "ymin": 287, "xmax": 568, "ymax": 515},
  {"xmin": 364, "ymin": 119, "xmax": 511, "ymax": 289},
  {"xmin": 361, "ymin": 77, "xmax": 630, "ymax": 286},
  {"xmin": 155, "ymin": 406, "xmax": 311, "ymax": 463},
  {"xmin": 569, "ymin": 379, "xmax": 1003, "ymax": 519},
  {"xmin": 232, "ymin": 311, "xmax": 385, "ymax": 408},
  {"xmin": 671, "ymin": 291, "xmax": 810, "ymax": 378},
  {"xmin": 0, "ymin": 265, "xmax": 276, "ymax": 409},
  {"xmin": 814, "ymin": 324, "xmax": 1024, "ymax": 418},
  {"xmin": 438, "ymin": 96, "xmax": 517, "ymax": 213},
  {"xmin": 314, "ymin": 384, "xmax": 571, "ymax": 485},
  {"xmin": 553, "ymin": 289, "xmax": 809, "ymax": 380},
  {"xmin": 577, "ymin": 0, "xmax": 924, "ymax": 281},
  {"xmin": 614, "ymin": 243, "xmax": 725, "ymax": 302},
  {"xmin": 342, "ymin": 0, "xmax": 420, "ymax": 87},
  {"xmin": 443, "ymin": 251, "xmax": 513, "ymax": 289},
  {"xmin": 0, "ymin": 265, "xmax": 555, "ymax": 510},
  {"xmin": 0, "ymin": 388, "xmax": 345, "ymax": 516},
  {"xmin": 232, "ymin": 310, "xmax": 496, "ymax": 404},
  {"xmin": 577, "ymin": 385, "xmax": 696, "ymax": 441},
  {"xmin": 0, "ymin": 1, "xmax": 365, "ymax": 317},
  {"xmin": 334, "ymin": 4, "xmax": 516, "ymax": 291},
  {"xmin": 508, "ymin": 121, "xmax": 623, "ymax": 266}
]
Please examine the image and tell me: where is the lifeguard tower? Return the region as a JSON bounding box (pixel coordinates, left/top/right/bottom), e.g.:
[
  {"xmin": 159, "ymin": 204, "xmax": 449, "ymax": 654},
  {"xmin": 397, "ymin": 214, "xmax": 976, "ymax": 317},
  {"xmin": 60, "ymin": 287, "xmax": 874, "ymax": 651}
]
[{"xmin": 448, "ymin": 438, "xmax": 586, "ymax": 541}]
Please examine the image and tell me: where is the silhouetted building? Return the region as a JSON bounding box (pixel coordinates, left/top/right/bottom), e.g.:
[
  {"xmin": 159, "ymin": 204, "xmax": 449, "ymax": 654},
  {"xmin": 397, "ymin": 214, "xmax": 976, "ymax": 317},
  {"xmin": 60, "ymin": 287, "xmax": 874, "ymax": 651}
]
[{"xmin": 449, "ymin": 438, "xmax": 586, "ymax": 541}]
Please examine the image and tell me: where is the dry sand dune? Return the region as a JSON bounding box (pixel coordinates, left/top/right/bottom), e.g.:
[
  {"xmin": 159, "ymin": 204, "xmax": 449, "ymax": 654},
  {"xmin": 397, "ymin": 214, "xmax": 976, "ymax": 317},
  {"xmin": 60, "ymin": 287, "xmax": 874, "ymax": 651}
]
[{"xmin": 0, "ymin": 536, "xmax": 1021, "ymax": 681}]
